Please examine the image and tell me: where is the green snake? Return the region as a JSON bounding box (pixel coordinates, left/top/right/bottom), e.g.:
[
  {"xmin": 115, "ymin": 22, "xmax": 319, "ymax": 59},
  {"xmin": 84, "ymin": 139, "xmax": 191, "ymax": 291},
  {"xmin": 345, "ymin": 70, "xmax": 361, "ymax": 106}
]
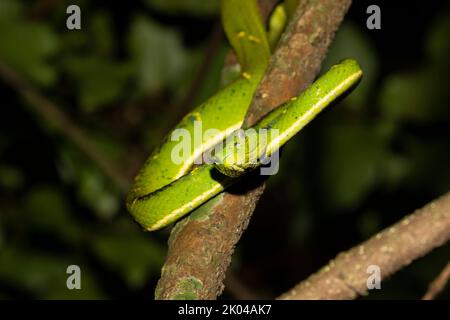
[{"xmin": 126, "ymin": 0, "xmax": 363, "ymax": 231}]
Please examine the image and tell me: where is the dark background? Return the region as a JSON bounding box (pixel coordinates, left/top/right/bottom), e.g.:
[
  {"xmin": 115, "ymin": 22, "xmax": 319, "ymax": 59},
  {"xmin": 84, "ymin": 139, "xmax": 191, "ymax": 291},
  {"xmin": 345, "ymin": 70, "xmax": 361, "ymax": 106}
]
[{"xmin": 0, "ymin": 0, "xmax": 449, "ymax": 299}]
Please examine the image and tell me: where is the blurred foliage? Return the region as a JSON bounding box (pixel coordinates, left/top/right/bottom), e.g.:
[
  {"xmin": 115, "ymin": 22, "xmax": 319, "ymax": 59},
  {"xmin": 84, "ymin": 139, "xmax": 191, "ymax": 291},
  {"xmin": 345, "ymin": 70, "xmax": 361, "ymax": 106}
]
[
  {"xmin": 322, "ymin": 22, "xmax": 378, "ymax": 110},
  {"xmin": 144, "ymin": 0, "xmax": 220, "ymax": 16},
  {"xmin": 128, "ymin": 16, "xmax": 188, "ymax": 95},
  {"xmin": 0, "ymin": 0, "xmax": 58, "ymax": 86},
  {"xmin": 0, "ymin": 0, "xmax": 449, "ymax": 299}
]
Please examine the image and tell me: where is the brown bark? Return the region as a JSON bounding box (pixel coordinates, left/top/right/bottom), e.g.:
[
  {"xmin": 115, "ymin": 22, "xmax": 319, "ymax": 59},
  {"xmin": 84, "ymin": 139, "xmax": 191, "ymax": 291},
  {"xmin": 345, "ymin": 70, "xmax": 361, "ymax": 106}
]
[
  {"xmin": 422, "ymin": 259, "xmax": 450, "ymax": 300},
  {"xmin": 279, "ymin": 192, "xmax": 450, "ymax": 300}
]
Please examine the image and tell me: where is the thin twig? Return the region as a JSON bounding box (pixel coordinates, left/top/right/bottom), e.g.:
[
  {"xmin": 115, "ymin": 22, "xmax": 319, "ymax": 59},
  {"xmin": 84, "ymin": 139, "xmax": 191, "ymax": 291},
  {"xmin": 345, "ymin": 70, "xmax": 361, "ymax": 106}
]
[
  {"xmin": 278, "ymin": 192, "xmax": 450, "ymax": 300},
  {"xmin": 422, "ymin": 260, "xmax": 450, "ymax": 300},
  {"xmin": 0, "ymin": 62, "xmax": 129, "ymax": 191}
]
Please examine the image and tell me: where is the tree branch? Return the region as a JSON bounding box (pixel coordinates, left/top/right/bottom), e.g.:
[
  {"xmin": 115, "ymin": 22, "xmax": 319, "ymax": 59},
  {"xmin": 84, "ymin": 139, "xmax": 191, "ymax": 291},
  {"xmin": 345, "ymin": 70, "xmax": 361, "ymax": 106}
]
[
  {"xmin": 422, "ymin": 259, "xmax": 450, "ymax": 300},
  {"xmin": 155, "ymin": 0, "xmax": 353, "ymax": 300},
  {"xmin": 278, "ymin": 192, "xmax": 450, "ymax": 300},
  {"xmin": 0, "ymin": 62, "xmax": 129, "ymax": 191}
]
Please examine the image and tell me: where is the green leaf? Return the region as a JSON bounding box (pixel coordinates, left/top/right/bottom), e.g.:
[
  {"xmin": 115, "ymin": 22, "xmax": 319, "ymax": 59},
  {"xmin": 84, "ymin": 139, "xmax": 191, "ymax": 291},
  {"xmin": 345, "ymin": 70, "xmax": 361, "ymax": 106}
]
[
  {"xmin": 0, "ymin": 164, "xmax": 24, "ymax": 191},
  {"xmin": 0, "ymin": 19, "xmax": 58, "ymax": 86},
  {"xmin": 0, "ymin": 247, "xmax": 104, "ymax": 299},
  {"xmin": 91, "ymin": 234, "xmax": 165, "ymax": 289},
  {"xmin": 0, "ymin": 0, "xmax": 22, "ymax": 21},
  {"xmin": 379, "ymin": 67, "xmax": 450, "ymax": 122},
  {"xmin": 383, "ymin": 153, "xmax": 413, "ymax": 191},
  {"xmin": 323, "ymin": 22, "xmax": 378, "ymax": 110},
  {"xmin": 426, "ymin": 10, "xmax": 450, "ymax": 63},
  {"xmin": 319, "ymin": 124, "xmax": 386, "ymax": 210},
  {"xmin": 23, "ymin": 185, "xmax": 81, "ymax": 244},
  {"xmin": 64, "ymin": 56, "xmax": 131, "ymax": 112},
  {"xmin": 57, "ymin": 145, "xmax": 121, "ymax": 220},
  {"xmin": 77, "ymin": 167, "xmax": 120, "ymax": 220},
  {"xmin": 128, "ymin": 16, "xmax": 188, "ymax": 95},
  {"xmin": 91, "ymin": 12, "xmax": 114, "ymax": 56}
]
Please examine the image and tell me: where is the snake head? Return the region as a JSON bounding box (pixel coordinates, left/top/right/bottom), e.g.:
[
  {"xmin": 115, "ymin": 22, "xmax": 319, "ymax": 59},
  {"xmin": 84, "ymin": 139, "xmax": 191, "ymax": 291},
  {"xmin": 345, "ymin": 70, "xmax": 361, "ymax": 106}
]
[{"xmin": 212, "ymin": 130, "xmax": 260, "ymax": 178}]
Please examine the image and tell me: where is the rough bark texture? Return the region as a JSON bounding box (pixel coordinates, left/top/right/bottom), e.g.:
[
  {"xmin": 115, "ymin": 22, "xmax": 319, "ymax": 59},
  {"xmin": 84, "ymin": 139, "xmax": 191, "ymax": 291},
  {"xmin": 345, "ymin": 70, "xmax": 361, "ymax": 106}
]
[
  {"xmin": 279, "ymin": 192, "xmax": 450, "ymax": 300},
  {"xmin": 155, "ymin": 0, "xmax": 352, "ymax": 300}
]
